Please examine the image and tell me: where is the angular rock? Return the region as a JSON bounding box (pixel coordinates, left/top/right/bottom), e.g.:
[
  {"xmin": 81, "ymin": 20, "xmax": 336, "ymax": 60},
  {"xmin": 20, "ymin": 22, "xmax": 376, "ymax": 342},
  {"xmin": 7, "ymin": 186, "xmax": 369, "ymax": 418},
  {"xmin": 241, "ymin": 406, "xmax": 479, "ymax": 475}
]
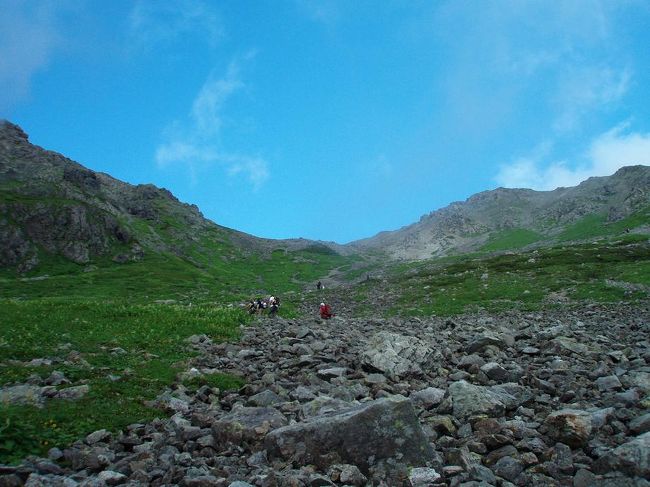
[
  {"xmin": 595, "ymin": 375, "xmax": 622, "ymax": 392},
  {"xmin": 480, "ymin": 362, "xmax": 509, "ymax": 382},
  {"xmin": 361, "ymin": 331, "xmax": 440, "ymax": 379},
  {"xmin": 630, "ymin": 413, "xmax": 650, "ymax": 435},
  {"xmin": 410, "ymin": 387, "xmax": 446, "ymax": 410},
  {"xmin": 213, "ymin": 406, "xmax": 288, "ymax": 446},
  {"xmin": 544, "ymin": 409, "xmax": 593, "ymax": 448},
  {"xmin": 593, "ymin": 431, "xmax": 650, "ymax": 478},
  {"xmin": 265, "ymin": 395, "xmax": 434, "ymax": 474},
  {"xmin": 408, "ymin": 467, "xmax": 441, "ymax": 486},
  {"xmin": 466, "ymin": 334, "xmax": 506, "ymax": 353},
  {"xmin": 448, "ymin": 380, "xmax": 515, "ymax": 419}
]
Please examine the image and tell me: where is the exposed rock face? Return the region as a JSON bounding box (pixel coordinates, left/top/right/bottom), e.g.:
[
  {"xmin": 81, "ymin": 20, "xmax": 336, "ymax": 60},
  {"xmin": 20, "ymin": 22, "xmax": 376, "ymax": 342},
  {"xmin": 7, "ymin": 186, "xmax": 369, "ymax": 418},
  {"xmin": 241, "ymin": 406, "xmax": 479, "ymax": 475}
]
[
  {"xmin": 1, "ymin": 304, "xmax": 650, "ymax": 486},
  {"xmin": 352, "ymin": 165, "xmax": 650, "ymax": 259}
]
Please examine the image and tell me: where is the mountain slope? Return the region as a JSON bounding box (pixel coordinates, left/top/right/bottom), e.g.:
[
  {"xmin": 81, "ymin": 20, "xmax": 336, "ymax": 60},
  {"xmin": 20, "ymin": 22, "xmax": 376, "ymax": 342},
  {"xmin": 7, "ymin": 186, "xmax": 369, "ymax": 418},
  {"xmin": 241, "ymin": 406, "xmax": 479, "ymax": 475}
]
[
  {"xmin": 352, "ymin": 166, "xmax": 650, "ymax": 259},
  {"xmin": 0, "ymin": 121, "xmax": 353, "ymax": 291}
]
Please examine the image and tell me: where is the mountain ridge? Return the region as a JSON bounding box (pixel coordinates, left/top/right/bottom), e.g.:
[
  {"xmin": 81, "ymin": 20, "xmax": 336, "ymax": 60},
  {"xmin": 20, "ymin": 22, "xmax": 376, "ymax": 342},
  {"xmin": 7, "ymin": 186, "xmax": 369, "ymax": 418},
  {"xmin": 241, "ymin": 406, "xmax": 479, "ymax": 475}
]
[
  {"xmin": 1, "ymin": 120, "xmax": 649, "ymax": 274},
  {"xmin": 0, "ymin": 120, "xmax": 349, "ymax": 274},
  {"xmin": 353, "ymin": 164, "xmax": 650, "ymax": 259}
]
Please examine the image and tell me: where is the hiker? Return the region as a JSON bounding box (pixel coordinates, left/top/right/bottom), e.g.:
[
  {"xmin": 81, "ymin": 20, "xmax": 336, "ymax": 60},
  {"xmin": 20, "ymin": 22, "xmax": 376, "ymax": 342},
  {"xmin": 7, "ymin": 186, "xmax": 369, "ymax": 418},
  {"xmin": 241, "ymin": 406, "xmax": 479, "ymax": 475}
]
[
  {"xmin": 269, "ymin": 297, "xmax": 280, "ymax": 317},
  {"xmin": 319, "ymin": 302, "xmax": 333, "ymax": 319},
  {"xmin": 247, "ymin": 300, "xmax": 257, "ymax": 315},
  {"xmin": 317, "ymin": 281, "xmax": 323, "ymax": 290}
]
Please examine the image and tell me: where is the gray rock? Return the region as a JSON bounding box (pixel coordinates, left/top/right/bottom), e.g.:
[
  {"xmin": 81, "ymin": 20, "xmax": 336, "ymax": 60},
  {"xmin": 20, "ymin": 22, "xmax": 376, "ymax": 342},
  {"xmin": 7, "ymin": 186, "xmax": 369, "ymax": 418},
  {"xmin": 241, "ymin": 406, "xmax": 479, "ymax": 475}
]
[
  {"xmin": 361, "ymin": 331, "xmax": 440, "ymax": 379},
  {"xmin": 448, "ymin": 380, "xmax": 514, "ymax": 419},
  {"xmin": 480, "ymin": 362, "xmax": 509, "ymax": 382},
  {"xmin": 213, "ymin": 406, "xmax": 288, "ymax": 446},
  {"xmin": 595, "ymin": 375, "xmax": 623, "ymax": 392},
  {"xmin": 544, "ymin": 409, "xmax": 593, "ymax": 448},
  {"xmin": 300, "ymin": 396, "xmax": 353, "ymax": 419},
  {"xmin": 466, "ymin": 334, "xmax": 506, "ymax": 353},
  {"xmin": 628, "ymin": 371, "xmax": 650, "ymax": 392},
  {"xmin": 0, "ymin": 384, "xmax": 44, "ymax": 407},
  {"xmin": 410, "ymin": 387, "xmax": 446, "ymax": 410},
  {"xmin": 492, "ymin": 456, "xmax": 524, "ymax": 482},
  {"xmin": 54, "ymin": 385, "xmax": 89, "ymax": 401},
  {"xmin": 408, "ymin": 467, "xmax": 441, "ymax": 486},
  {"xmin": 97, "ymin": 470, "xmax": 127, "ymax": 485},
  {"xmin": 593, "ymin": 431, "xmax": 650, "ymax": 478},
  {"xmin": 630, "ymin": 413, "xmax": 650, "ymax": 434},
  {"xmin": 247, "ymin": 390, "xmax": 284, "ymax": 407},
  {"xmin": 316, "ymin": 367, "xmax": 347, "ymax": 380},
  {"xmin": 265, "ymin": 395, "xmax": 434, "ymax": 474},
  {"xmin": 85, "ymin": 429, "xmax": 111, "ymax": 445}
]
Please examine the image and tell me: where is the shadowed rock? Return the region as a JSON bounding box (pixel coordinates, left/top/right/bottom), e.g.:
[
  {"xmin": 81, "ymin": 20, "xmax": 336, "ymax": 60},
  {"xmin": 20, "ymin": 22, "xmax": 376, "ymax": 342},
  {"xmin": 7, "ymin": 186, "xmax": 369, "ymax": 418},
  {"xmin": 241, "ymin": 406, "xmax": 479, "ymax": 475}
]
[{"xmin": 265, "ymin": 395, "xmax": 434, "ymax": 474}]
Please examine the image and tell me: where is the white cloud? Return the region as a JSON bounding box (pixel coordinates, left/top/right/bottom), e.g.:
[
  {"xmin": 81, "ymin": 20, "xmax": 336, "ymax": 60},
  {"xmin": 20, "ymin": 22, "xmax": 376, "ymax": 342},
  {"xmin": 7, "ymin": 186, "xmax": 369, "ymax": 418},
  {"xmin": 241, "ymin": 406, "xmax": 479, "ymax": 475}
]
[
  {"xmin": 432, "ymin": 1, "xmax": 633, "ymax": 135},
  {"xmin": 553, "ymin": 66, "xmax": 631, "ymax": 133},
  {"xmin": 496, "ymin": 125, "xmax": 650, "ymax": 190},
  {"xmin": 0, "ymin": 0, "xmax": 62, "ymax": 112},
  {"xmin": 155, "ymin": 58, "xmax": 269, "ymax": 190},
  {"xmin": 128, "ymin": 0, "xmax": 223, "ymax": 50},
  {"xmin": 589, "ymin": 124, "xmax": 650, "ymax": 173},
  {"xmin": 191, "ymin": 63, "xmax": 243, "ymax": 136}
]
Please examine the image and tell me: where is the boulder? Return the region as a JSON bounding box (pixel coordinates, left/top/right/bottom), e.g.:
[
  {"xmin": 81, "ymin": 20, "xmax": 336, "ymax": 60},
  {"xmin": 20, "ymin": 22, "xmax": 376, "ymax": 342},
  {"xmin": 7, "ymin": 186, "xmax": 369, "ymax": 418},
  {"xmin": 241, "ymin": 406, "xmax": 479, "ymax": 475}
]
[
  {"xmin": 265, "ymin": 395, "xmax": 434, "ymax": 474},
  {"xmin": 361, "ymin": 331, "xmax": 440, "ymax": 379}
]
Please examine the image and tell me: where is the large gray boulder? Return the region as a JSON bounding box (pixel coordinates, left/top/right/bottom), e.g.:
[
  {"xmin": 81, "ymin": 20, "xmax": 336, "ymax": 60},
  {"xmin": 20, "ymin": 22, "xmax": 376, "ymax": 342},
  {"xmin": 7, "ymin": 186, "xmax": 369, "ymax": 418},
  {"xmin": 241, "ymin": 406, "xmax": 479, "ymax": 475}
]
[
  {"xmin": 361, "ymin": 331, "xmax": 440, "ymax": 379},
  {"xmin": 265, "ymin": 395, "xmax": 434, "ymax": 474}
]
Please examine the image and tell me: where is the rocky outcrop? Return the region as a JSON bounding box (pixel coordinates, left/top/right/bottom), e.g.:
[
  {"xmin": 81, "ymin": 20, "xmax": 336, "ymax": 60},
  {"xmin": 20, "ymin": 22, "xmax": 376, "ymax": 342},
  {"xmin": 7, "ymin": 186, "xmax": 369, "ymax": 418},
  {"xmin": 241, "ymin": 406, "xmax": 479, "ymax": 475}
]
[{"xmin": 352, "ymin": 165, "xmax": 650, "ymax": 259}]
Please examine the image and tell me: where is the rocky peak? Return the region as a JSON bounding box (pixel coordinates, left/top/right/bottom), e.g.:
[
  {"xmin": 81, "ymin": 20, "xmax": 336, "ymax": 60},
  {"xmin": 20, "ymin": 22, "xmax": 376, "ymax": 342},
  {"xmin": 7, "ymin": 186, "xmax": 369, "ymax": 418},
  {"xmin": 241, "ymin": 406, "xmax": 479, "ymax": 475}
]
[{"xmin": 0, "ymin": 119, "xmax": 29, "ymax": 143}]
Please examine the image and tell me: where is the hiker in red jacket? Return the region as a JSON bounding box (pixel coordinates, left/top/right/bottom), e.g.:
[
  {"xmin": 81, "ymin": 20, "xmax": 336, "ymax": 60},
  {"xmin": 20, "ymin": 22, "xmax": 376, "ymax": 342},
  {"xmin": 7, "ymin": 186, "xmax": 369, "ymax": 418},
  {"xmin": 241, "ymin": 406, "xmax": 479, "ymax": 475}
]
[{"xmin": 319, "ymin": 302, "xmax": 333, "ymax": 319}]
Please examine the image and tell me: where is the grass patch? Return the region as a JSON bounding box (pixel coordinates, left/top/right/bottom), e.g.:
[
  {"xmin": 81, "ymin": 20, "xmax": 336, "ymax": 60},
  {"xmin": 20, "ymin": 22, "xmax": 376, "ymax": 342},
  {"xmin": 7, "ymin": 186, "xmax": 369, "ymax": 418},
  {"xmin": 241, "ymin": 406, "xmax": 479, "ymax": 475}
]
[
  {"xmin": 0, "ymin": 299, "xmax": 248, "ymax": 464},
  {"xmin": 383, "ymin": 240, "xmax": 650, "ymax": 317},
  {"xmin": 481, "ymin": 228, "xmax": 542, "ymax": 252}
]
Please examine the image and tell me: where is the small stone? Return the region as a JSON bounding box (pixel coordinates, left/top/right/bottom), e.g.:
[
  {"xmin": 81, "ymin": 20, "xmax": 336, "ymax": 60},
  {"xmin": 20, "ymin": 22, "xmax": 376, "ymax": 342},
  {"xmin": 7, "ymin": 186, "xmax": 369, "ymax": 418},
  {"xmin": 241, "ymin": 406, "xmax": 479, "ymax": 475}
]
[
  {"xmin": 409, "ymin": 467, "xmax": 441, "ymax": 486},
  {"xmin": 630, "ymin": 413, "xmax": 650, "ymax": 434},
  {"xmin": 595, "ymin": 375, "xmax": 622, "ymax": 392}
]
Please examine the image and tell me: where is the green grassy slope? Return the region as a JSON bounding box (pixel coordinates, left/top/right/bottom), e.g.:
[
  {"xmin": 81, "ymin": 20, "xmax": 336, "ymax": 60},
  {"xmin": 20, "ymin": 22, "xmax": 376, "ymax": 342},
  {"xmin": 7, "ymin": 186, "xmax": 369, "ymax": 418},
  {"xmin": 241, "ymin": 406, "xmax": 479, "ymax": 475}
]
[{"xmin": 347, "ymin": 236, "xmax": 650, "ymax": 316}]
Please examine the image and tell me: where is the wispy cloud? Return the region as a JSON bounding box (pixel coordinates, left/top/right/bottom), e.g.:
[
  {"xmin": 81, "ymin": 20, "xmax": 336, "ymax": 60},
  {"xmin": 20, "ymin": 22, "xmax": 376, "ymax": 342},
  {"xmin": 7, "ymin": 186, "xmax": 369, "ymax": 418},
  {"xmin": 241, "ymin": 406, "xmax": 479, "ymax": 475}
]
[
  {"xmin": 496, "ymin": 124, "xmax": 650, "ymax": 190},
  {"xmin": 127, "ymin": 0, "xmax": 223, "ymax": 50},
  {"xmin": 433, "ymin": 0, "xmax": 631, "ymax": 135},
  {"xmin": 0, "ymin": 0, "xmax": 63, "ymax": 112},
  {"xmin": 155, "ymin": 57, "xmax": 269, "ymax": 190},
  {"xmin": 294, "ymin": 0, "xmax": 341, "ymax": 24},
  {"xmin": 553, "ymin": 66, "xmax": 631, "ymax": 133}
]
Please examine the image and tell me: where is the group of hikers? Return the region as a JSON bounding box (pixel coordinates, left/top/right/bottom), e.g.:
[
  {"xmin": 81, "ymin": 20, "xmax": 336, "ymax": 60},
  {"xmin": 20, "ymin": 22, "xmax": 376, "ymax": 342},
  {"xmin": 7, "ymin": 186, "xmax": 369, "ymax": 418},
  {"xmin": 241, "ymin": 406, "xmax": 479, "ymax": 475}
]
[
  {"xmin": 246, "ymin": 280, "xmax": 334, "ymax": 320},
  {"xmin": 247, "ymin": 295, "xmax": 280, "ymax": 317}
]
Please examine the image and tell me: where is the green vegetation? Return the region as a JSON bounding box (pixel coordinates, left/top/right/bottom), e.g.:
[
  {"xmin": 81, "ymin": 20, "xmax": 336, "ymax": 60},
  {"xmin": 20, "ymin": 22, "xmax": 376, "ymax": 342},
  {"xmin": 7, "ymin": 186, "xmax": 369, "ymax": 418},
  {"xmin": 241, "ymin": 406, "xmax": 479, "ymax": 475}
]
[
  {"xmin": 481, "ymin": 229, "xmax": 542, "ymax": 252},
  {"xmin": 0, "ymin": 299, "xmax": 248, "ymax": 463},
  {"xmin": 378, "ymin": 239, "xmax": 650, "ymax": 316},
  {"xmin": 557, "ymin": 205, "xmax": 650, "ymax": 242}
]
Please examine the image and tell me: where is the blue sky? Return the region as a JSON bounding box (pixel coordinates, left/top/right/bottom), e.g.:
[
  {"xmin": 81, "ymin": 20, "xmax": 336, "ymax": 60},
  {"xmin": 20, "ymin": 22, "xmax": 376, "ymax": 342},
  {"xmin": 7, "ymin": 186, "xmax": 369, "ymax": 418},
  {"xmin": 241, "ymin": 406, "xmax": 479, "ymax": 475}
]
[{"xmin": 3, "ymin": 0, "xmax": 650, "ymax": 243}]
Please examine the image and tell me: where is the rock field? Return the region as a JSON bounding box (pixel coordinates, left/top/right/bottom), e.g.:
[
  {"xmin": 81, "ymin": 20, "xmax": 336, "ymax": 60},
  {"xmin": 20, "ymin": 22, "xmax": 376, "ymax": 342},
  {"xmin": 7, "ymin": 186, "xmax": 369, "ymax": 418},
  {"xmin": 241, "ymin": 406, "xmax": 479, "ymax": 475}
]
[{"xmin": 2, "ymin": 303, "xmax": 650, "ymax": 486}]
